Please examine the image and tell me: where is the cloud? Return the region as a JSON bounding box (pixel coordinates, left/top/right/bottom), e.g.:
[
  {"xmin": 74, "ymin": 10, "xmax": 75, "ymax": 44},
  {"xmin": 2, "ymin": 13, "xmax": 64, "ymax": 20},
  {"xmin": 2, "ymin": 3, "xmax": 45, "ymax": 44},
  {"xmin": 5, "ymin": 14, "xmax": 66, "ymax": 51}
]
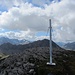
[
  {"xmin": 0, "ymin": 30, "xmax": 35, "ymax": 40},
  {"xmin": 0, "ymin": 0, "xmax": 75, "ymax": 42},
  {"xmin": 35, "ymin": 35, "xmax": 49, "ymax": 41},
  {"xmin": 0, "ymin": 2, "xmax": 49, "ymax": 31},
  {"xmin": 0, "ymin": 0, "xmax": 24, "ymax": 9}
]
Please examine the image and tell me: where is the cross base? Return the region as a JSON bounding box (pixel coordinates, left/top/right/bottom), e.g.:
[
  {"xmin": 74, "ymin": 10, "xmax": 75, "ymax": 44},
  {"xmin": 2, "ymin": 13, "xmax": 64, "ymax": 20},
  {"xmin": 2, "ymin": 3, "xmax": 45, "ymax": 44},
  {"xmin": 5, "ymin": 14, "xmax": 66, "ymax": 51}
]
[{"xmin": 47, "ymin": 62, "xmax": 56, "ymax": 66}]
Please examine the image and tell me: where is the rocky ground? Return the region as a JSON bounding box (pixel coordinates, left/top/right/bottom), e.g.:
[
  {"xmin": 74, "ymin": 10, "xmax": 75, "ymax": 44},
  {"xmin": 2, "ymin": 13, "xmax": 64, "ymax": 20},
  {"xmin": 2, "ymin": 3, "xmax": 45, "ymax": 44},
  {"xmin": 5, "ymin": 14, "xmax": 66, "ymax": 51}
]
[
  {"xmin": 0, "ymin": 47, "xmax": 61, "ymax": 75},
  {"xmin": 0, "ymin": 47, "xmax": 75, "ymax": 75},
  {"xmin": 0, "ymin": 39, "xmax": 75, "ymax": 75}
]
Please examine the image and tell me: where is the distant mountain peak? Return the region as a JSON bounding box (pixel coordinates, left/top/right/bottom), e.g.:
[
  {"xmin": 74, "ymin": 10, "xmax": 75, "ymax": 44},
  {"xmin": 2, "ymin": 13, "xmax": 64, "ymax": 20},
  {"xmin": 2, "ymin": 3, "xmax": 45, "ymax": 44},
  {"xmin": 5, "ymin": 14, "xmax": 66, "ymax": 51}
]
[
  {"xmin": 0, "ymin": 37, "xmax": 30, "ymax": 45},
  {"xmin": 64, "ymin": 42, "xmax": 75, "ymax": 50}
]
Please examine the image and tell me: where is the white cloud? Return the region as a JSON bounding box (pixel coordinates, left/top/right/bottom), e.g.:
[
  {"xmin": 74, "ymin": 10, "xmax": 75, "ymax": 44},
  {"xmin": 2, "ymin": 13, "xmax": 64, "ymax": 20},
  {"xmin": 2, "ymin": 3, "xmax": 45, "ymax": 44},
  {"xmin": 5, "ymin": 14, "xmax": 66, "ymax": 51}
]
[
  {"xmin": 0, "ymin": 0, "xmax": 75, "ymax": 42},
  {"xmin": 0, "ymin": 0, "xmax": 24, "ymax": 9},
  {"xmin": 35, "ymin": 35, "xmax": 49, "ymax": 41},
  {"xmin": 0, "ymin": 30, "xmax": 35, "ymax": 40}
]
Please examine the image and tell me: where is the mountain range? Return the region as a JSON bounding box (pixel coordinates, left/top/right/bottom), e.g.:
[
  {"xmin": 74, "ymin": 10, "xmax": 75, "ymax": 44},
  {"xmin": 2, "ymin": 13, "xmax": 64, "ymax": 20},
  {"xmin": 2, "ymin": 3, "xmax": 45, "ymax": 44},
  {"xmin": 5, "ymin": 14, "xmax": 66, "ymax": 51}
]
[
  {"xmin": 0, "ymin": 37, "xmax": 30, "ymax": 45},
  {"xmin": 0, "ymin": 39, "xmax": 62, "ymax": 54},
  {"xmin": 0, "ymin": 37, "xmax": 66, "ymax": 48},
  {"xmin": 64, "ymin": 42, "xmax": 75, "ymax": 50}
]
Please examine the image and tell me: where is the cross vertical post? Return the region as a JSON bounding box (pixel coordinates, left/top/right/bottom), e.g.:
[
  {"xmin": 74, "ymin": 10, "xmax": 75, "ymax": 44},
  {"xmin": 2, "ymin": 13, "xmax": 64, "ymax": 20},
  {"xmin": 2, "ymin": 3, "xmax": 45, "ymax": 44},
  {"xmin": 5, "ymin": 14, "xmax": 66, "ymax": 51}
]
[{"xmin": 47, "ymin": 19, "xmax": 56, "ymax": 66}]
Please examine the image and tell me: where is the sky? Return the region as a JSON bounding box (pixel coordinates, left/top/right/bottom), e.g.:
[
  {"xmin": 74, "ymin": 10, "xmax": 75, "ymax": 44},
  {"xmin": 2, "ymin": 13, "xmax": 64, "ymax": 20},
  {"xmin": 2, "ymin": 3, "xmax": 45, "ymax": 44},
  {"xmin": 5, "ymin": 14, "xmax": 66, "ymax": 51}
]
[{"xmin": 0, "ymin": 0, "xmax": 75, "ymax": 43}]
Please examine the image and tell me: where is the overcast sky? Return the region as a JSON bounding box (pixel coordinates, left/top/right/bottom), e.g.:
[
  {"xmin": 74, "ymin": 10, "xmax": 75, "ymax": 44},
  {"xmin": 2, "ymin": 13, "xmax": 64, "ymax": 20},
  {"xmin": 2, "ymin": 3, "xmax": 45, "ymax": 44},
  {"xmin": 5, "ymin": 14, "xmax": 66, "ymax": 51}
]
[{"xmin": 0, "ymin": 0, "xmax": 75, "ymax": 42}]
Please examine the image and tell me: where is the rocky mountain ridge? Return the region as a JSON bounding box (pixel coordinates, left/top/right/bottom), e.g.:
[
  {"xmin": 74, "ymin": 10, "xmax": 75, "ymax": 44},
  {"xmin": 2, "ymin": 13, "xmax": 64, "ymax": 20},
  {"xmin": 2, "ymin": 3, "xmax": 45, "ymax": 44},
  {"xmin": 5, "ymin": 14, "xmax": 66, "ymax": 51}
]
[{"xmin": 0, "ymin": 39, "xmax": 61, "ymax": 54}]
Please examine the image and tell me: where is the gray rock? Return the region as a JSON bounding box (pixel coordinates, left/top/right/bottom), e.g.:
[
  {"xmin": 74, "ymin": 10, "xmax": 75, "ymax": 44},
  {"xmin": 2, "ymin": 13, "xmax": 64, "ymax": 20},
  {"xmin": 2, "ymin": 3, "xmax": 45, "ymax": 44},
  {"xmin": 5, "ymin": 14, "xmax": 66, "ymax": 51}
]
[
  {"xmin": 16, "ymin": 62, "xmax": 22, "ymax": 67},
  {"xmin": 17, "ymin": 68, "xmax": 24, "ymax": 75},
  {"xmin": 29, "ymin": 69, "xmax": 34, "ymax": 73}
]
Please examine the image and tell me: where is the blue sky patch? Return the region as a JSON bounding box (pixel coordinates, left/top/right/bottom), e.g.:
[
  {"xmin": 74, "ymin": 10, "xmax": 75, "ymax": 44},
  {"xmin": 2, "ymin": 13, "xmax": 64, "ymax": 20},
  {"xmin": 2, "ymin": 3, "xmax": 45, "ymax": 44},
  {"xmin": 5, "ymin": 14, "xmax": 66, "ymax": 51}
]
[
  {"xmin": 0, "ymin": 29, "xmax": 21, "ymax": 33},
  {"xmin": 0, "ymin": 5, "xmax": 8, "ymax": 12},
  {"xmin": 36, "ymin": 31, "xmax": 48, "ymax": 36}
]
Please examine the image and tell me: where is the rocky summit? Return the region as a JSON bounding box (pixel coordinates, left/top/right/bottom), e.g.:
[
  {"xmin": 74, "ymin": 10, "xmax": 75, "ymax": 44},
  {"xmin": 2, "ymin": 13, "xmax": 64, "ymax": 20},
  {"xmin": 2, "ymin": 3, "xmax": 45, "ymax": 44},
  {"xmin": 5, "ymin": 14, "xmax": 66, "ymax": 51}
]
[{"xmin": 0, "ymin": 39, "xmax": 75, "ymax": 75}]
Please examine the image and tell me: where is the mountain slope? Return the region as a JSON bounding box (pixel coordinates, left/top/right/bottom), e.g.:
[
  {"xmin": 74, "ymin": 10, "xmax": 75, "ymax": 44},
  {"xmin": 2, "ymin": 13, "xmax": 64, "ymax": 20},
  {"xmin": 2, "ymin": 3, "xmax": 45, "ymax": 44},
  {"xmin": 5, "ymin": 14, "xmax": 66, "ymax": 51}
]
[{"xmin": 0, "ymin": 39, "xmax": 62, "ymax": 54}]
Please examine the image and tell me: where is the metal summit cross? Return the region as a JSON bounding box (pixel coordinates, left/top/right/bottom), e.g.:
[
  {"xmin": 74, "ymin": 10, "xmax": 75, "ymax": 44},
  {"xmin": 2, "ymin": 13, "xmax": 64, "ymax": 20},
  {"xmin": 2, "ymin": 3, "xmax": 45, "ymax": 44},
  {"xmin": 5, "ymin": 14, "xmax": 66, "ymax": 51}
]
[{"xmin": 47, "ymin": 19, "xmax": 56, "ymax": 66}]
